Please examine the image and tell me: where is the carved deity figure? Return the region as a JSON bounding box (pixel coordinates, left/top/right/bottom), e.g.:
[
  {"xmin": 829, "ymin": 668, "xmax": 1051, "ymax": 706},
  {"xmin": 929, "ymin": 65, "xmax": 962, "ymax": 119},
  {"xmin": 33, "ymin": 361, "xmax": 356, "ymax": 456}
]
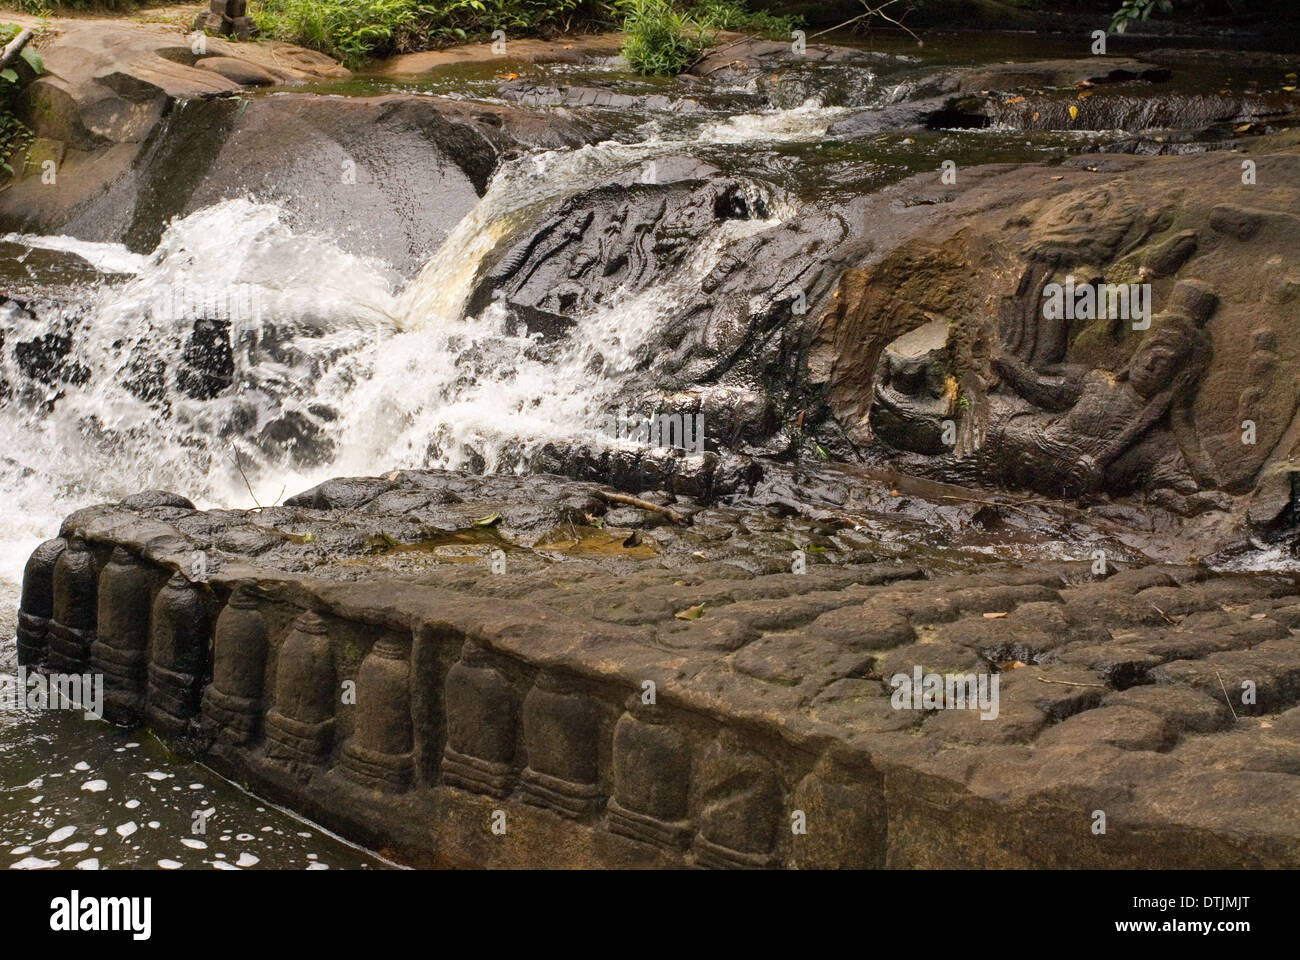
[
  {"xmin": 871, "ymin": 278, "xmax": 1218, "ymax": 501},
  {"xmin": 988, "ymin": 312, "xmax": 1211, "ymax": 497}
]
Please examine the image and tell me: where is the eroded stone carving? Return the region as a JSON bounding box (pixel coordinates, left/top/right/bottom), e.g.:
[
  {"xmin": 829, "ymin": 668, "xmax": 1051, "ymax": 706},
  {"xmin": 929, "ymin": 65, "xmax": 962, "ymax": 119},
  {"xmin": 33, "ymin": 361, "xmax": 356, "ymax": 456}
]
[
  {"xmin": 202, "ymin": 583, "xmax": 269, "ymax": 744},
  {"xmin": 17, "ymin": 537, "xmax": 65, "ymax": 667},
  {"xmin": 340, "ymin": 635, "xmax": 414, "ymax": 791},
  {"xmin": 789, "ymin": 750, "xmax": 887, "ymax": 869},
  {"xmin": 442, "ymin": 639, "xmax": 517, "ymax": 797},
  {"xmin": 146, "ymin": 571, "xmax": 211, "ymax": 736},
  {"xmin": 46, "ymin": 536, "xmax": 97, "ymax": 673},
  {"xmin": 90, "ymin": 548, "xmax": 152, "ymax": 725},
  {"xmin": 520, "ymin": 672, "xmax": 603, "ymax": 818},
  {"xmin": 693, "ymin": 732, "xmax": 782, "ymax": 869},
  {"xmin": 265, "ymin": 610, "xmax": 337, "ymax": 765},
  {"xmin": 873, "ymin": 279, "xmax": 1219, "ymax": 500},
  {"xmin": 608, "ymin": 693, "xmax": 692, "ymax": 850}
]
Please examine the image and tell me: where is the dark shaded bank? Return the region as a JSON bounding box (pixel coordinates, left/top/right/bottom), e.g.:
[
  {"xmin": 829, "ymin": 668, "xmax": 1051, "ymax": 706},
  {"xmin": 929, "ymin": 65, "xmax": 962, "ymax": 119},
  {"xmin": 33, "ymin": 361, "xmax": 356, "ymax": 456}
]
[{"xmin": 760, "ymin": 0, "xmax": 1300, "ymax": 38}]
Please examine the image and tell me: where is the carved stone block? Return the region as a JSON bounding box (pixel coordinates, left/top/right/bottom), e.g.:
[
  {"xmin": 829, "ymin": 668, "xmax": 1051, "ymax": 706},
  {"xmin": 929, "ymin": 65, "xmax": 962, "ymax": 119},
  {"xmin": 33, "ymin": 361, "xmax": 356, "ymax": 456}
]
[
  {"xmin": 520, "ymin": 672, "xmax": 603, "ymax": 818},
  {"xmin": 341, "ymin": 636, "xmax": 414, "ymax": 791},
  {"xmin": 442, "ymin": 639, "xmax": 517, "ymax": 797},
  {"xmin": 46, "ymin": 536, "xmax": 97, "ymax": 674},
  {"xmin": 90, "ymin": 547, "xmax": 152, "ymax": 725},
  {"xmin": 201, "ymin": 583, "xmax": 269, "ymax": 744},
  {"xmin": 146, "ymin": 572, "xmax": 211, "ymax": 736},
  {"xmin": 17, "ymin": 538, "xmax": 64, "ymax": 667},
  {"xmin": 608, "ymin": 694, "xmax": 692, "ymax": 850},
  {"xmin": 266, "ymin": 611, "xmax": 337, "ymax": 765}
]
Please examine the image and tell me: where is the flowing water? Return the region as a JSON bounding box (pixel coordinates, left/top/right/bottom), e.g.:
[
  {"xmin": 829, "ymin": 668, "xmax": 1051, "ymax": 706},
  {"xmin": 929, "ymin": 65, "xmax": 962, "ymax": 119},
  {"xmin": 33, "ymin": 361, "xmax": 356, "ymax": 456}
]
[{"xmin": 1, "ymin": 31, "xmax": 1295, "ymax": 867}]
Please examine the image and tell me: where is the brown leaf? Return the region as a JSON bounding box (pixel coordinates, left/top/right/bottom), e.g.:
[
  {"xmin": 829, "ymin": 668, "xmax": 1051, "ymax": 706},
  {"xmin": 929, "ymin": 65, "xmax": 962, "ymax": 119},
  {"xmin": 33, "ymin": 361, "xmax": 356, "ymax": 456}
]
[
  {"xmin": 675, "ymin": 604, "xmax": 705, "ymax": 621},
  {"xmin": 983, "ymin": 611, "xmax": 1007, "ymax": 619}
]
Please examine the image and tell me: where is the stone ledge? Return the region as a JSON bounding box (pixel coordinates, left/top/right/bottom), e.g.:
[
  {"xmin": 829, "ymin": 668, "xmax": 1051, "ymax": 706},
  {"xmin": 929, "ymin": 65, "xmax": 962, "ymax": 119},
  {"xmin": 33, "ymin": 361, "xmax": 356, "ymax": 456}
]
[{"xmin": 17, "ymin": 470, "xmax": 1300, "ymax": 868}]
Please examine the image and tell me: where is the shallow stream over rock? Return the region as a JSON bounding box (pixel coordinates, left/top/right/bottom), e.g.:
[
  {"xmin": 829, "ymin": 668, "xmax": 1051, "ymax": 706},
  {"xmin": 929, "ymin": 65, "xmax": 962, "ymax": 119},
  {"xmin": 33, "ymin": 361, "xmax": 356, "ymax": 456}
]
[{"xmin": 1, "ymin": 28, "xmax": 1298, "ymax": 867}]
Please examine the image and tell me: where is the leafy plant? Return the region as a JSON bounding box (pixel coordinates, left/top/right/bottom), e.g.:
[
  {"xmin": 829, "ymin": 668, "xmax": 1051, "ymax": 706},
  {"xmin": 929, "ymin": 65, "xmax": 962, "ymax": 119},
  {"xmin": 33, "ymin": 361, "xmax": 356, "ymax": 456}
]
[
  {"xmin": 619, "ymin": 0, "xmax": 708, "ymax": 75},
  {"xmin": 253, "ymin": 0, "xmax": 616, "ymax": 66},
  {"xmin": 9, "ymin": 1, "xmax": 135, "ymax": 10},
  {"xmin": 689, "ymin": 0, "xmax": 797, "ymax": 39},
  {"xmin": 1109, "ymin": 0, "xmax": 1174, "ymax": 34},
  {"xmin": 0, "ymin": 23, "xmax": 42, "ymax": 177}
]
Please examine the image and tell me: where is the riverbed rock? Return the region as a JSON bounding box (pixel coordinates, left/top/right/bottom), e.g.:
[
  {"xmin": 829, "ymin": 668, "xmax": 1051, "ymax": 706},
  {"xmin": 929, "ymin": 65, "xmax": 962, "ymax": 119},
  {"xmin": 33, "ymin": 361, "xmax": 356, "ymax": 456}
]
[
  {"xmin": 0, "ymin": 22, "xmax": 606, "ymax": 274},
  {"xmin": 809, "ymin": 130, "xmax": 1300, "ymax": 542},
  {"xmin": 19, "ymin": 470, "xmax": 1300, "ymax": 867}
]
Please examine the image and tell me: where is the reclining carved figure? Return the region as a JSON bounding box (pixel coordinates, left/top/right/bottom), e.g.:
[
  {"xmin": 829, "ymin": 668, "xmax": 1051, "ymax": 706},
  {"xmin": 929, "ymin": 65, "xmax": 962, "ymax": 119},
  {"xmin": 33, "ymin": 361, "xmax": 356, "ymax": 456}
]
[{"xmin": 872, "ymin": 279, "xmax": 1218, "ymax": 501}]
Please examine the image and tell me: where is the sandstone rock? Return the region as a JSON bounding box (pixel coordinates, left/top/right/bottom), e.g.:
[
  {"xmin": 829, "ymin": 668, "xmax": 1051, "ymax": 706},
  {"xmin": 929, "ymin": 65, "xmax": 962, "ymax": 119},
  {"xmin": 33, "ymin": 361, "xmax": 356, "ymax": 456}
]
[
  {"xmin": 194, "ymin": 56, "xmax": 276, "ymax": 86},
  {"xmin": 17, "ymin": 468, "xmax": 1300, "ymax": 867},
  {"xmin": 810, "ymin": 133, "xmax": 1300, "ymax": 539}
]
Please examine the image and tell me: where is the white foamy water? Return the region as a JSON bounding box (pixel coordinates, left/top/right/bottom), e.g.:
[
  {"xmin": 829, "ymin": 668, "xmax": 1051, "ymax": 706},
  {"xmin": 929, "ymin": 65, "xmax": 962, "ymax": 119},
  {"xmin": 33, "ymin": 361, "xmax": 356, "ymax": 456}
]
[
  {"xmin": 0, "ymin": 198, "xmax": 404, "ymax": 582},
  {"xmin": 0, "ymin": 106, "xmax": 833, "ymax": 583},
  {"xmin": 697, "ymin": 97, "xmax": 851, "ymax": 143},
  {"xmin": 0, "ymin": 233, "xmax": 148, "ymax": 275}
]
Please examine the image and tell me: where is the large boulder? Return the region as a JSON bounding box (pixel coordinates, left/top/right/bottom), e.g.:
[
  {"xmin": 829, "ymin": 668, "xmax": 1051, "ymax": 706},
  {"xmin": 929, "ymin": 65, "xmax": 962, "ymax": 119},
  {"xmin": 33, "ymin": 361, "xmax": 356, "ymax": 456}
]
[
  {"xmin": 810, "ymin": 130, "xmax": 1300, "ymax": 533},
  {"xmin": 0, "ymin": 21, "xmax": 602, "ymax": 274}
]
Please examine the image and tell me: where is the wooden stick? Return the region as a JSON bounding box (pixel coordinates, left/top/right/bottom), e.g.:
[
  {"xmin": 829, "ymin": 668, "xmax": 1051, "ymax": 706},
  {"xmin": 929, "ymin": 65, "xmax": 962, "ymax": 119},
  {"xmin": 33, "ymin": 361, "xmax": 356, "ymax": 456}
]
[
  {"xmin": 599, "ymin": 491, "xmax": 689, "ymax": 526},
  {"xmin": 0, "ymin": 29, "xmax": 33, "ymax": 73},
  {"xmin": 1036, "ymin": 676, "xmax": 1107, "ymax": 688},
  {"xmin": 1215, "ymin": 670, "xmax": 1239, "ymax": 722}
]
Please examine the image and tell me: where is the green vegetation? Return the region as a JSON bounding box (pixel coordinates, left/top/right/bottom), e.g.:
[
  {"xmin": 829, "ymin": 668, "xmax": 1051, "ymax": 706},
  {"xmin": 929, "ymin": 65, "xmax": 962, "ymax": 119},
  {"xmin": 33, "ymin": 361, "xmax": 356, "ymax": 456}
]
[
  {"xmin": 619, "ymin": 0, "xmax": 705, "ymax": 74},
  {"xmin": 8, "ymin": 1, "xmax": 134, "ymax": 11},
  {"xmin": 619, "ymin": 0, "xmax": 799, "ymax": 75},
  {"xmin": 251, "ymin": 0, "xmax": 614, "ymax": 67},
  {"xmin": 0, "ymin": 22, "xmax": 42, "ymax": 177},
  {"xmin": 1109, "ymin": 0, "xmax": 1174, "ymax": 33},
  {"xmin": 248, "ymin": 0, "xmax": 795, "ymax": 70},
  {"xmin": 689, "ymin": 0, "xmax": 797, "ymax": 37}
]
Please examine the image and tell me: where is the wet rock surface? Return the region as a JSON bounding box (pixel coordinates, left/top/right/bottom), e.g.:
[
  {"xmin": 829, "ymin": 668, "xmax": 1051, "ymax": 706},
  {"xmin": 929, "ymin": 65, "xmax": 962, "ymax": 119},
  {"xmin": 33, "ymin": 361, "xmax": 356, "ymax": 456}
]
[
  {"xmin": 810, "ymin": 130, "xmax": 1300, "ymax": 553},
  {"xmin": 0, "ymin": 25, "xmax": 608, "ymax": 273},
  {"xmin": 16, "ymin": 469, "xmax": 1300, "ymax": 867},
  {"xmin": 4, "ymin": 21, "xmax": 1300, "ymax": 870}
]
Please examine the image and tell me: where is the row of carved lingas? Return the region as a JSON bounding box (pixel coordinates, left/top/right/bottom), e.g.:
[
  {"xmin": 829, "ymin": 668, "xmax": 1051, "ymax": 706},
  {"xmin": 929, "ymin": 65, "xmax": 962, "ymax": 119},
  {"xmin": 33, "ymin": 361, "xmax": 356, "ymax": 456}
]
[
  {"xmin": 207, "ymin": 596, "xmax": 413, "ymax": 791},
  {"xmin": 17, "ymin": 538, "xmax": 409, "ymax": 785},
  {"xmin": 18, "ymin": 539, "xmax": 211, "ymax": 732},
  {"xmin": 442, "ymin": 640, "xmax": 781, "ymax": 868},
  {"xmin": 19, "ymin": 540, "xmax": 784, "ymax": 866}
]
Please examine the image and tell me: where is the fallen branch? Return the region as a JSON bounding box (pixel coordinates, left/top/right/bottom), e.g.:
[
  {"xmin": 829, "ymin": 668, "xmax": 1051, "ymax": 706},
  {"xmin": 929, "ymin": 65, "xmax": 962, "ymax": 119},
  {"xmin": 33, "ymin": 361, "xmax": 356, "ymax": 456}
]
[
  {"xmin": 1215, "ymin": 669, "xmax": 1239, "ymax": 722},
  {"xmin": 0, "ymin": 29, "xmax": 33, "ymax": 74},
  {"xmin": 1035, "ymin": 676, "xmax": 1107, "ymax": 688},
  {"xmin": 809, "ymin": 1, "xmax": 921, "ymax": 45},
  {"xmin": 1148, "ymin": 601, "xmax": 1180, "ymax": 625},
  {"xmin": 229, "ymin": 446, "xmax": 283, "ymax": 512},
  {"xmin": 599, "ymin": 491, "xmax": 689, "ymax": 526}
]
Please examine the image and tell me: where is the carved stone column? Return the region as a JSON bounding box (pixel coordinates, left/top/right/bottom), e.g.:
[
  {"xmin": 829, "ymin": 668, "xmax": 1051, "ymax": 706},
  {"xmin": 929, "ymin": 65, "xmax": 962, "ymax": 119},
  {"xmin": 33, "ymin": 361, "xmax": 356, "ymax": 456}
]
[
  {"xmin": 693, "ymin": 732, "xmax": 782, "ymax": 869},
  {"xmin": 201, "ymin": 584, "xmax": 269, "ymax": 744},
  {"xmin": 146, "ymin": 572, "xmax": 211, "ymax": 736},
  {"xmin": 265, "ymin": 611, "xmax": 337, "ymax": 765},
  {"xmin": 340, "ymin": 636, "xmax": 414, "ymax": 791},
  {"xmin": 17, "ymin": 538, "xmax": 64, "ymax": 667},
  {"xmin": 90, "ymin": 548, "xmax": 152, "ymax": 725},
  {"xmin": 46, "ymin": 536, "xmax": 97, "ymax": 673},
  {"xmin": 520, "ymin": 672, "xmax": 603, "ymax": 818},
  {"xmin": 608, "ymin": 694, "xmax": 692, "ymax": 851},
  {"xmin": 442, "ymin": 639, "xmax": 517, "ymax": 798}
]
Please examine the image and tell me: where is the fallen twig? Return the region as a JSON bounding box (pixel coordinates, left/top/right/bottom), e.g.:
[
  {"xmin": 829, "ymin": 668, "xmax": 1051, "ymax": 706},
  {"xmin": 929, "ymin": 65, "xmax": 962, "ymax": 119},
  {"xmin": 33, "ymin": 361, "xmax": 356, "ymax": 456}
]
[
  {"xmin": 599, "ymin": 491, "xmax": 689, "ymax": 526},
  {"xmin": 809, "ymin": 1, "xmax": 921, "ymax": 44},
  {"xmin": 0, "ymin": 29, "xmax": 33, "ymax": 74},
  {"xmin": 229, "ymin": 446, "xmax": 283, "ymax": 512},
  {"xmin": 1215, "ymin": 669, "xmax": 1239, "ymax": 722},
  {"xmin": 1149, "ymin": 602, "xmax": 1180, "ymax": 625},
  {"xmin": 1035, "ymin": 676, "xmax": 1107, "ymax": 688}
]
